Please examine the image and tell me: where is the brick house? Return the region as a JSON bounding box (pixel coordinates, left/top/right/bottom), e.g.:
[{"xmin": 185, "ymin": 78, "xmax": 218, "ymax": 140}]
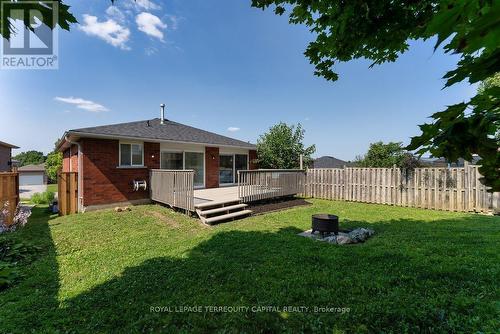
[
  {"xmin": 57, "ymin": 112, "xmax": 257, "ymax": 212},
  {"xmin": 0, "ymin": 140, "xmax": 19, "ymax": 172}
]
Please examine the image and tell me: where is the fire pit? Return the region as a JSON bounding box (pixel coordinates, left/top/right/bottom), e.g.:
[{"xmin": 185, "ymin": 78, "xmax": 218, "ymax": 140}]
[{"xmin": 312, "ymin": 214, "xmax": 339, "ymax": 236}]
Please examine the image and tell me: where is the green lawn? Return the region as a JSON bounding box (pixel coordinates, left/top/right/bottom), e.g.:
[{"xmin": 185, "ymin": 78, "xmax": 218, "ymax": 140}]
[
  {"xmin": 47, "ymin": 184, "xmax": 57, "ymax": 193},
  {"xmin": 1, "ymin": 200, "xmax": 499, "ymax": 333}
]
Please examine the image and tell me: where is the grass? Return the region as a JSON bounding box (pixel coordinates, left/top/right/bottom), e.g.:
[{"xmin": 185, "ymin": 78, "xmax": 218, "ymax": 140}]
[
  {"xmin": 47, "ymin": 184, "xmax": 57, "ymax": 193},
  {"xmin": 0, "ymin": 200, "xmax": 498, "ymax": 333}
]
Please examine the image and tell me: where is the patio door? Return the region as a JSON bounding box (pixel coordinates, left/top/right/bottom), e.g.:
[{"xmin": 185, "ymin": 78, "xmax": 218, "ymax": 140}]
[
  {"xmin": 219, "ymin": 154, "xmax": 248, "ymax": 185},
  {"xmin": 219, "ymin": 155, "xmax": 234, "ymax": 185},
  {"xmin": 184, "ymin": 152, "xmax": 204, "ymax": 188}
]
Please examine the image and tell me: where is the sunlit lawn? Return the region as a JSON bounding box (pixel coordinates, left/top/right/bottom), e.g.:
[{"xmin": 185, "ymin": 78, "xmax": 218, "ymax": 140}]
[{"xmin": 0, "ymin": 200, "xmax": 498, "ymax": 333}]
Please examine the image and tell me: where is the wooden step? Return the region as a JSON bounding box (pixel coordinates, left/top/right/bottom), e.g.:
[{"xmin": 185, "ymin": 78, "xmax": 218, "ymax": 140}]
[
  {"xmin": 194, "ymin": 199, "xmax": 241, "ymax": 209},
  {"xmin": 200, "ymin": 204, "xmax": 248, "ymax": 216},
  {"xmin": 204, "ymin": 210, "xmax": 252, "ymax": 225}
]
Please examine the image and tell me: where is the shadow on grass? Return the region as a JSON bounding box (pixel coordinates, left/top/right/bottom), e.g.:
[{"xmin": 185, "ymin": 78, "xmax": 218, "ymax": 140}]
[{"xmin": 1, "ymin": 208, "xmax": 498, "ymax": 333}]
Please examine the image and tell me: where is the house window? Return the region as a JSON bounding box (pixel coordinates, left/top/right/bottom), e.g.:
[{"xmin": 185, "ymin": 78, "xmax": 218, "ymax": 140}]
[{"xmin": 120, "ymin": 143, "xmax": 143, "ymax": 167}]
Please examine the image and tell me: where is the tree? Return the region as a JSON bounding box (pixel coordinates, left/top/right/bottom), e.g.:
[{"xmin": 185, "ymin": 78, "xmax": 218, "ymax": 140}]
[
  {"xmin": 13, "ymin": 151, "xmax": 45, "ymax": 167},
  {"xmin": 257, "ymin": 122, "xmax": 315, "ymax": 169},
  {"xmin": 45, "ymin": 151, "xmax": 62, "ymax": 183},
  {"xmin": 355, "ymin": 142, "xmax": 420, "ymax": 169},
  {"xmin": 251, "ymin": 0, "xmax": 499, "ymax": 190}
]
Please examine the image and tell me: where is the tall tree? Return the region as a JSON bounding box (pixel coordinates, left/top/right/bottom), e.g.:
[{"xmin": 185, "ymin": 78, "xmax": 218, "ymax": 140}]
[
  {"xmin": 12, "ymin": 151, "xmax": 45, "ymax": 167},
  {"xmin": 251, "ymin": 0, "xmax": 499, "ymax": 190},
  {"xmin": 257, "ymin": 122, "xmax": 315, "ymax": 169},
  {"xmin": 355, "ymin": 141, "xmax": 420, "ymax": 168},
  {"xmin": 45, "ymin": 151, "xmax": 62, "ymax": 183}
]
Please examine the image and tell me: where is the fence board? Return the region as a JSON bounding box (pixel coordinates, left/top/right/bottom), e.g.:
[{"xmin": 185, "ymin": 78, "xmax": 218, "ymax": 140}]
[
  {"xmin": 0, "ymin": 172, "xmax": 19, "ymax": 226},
  {"xmin": 58, "ymin": 172, "xmax": 78, "ymax": 216},
  {"xmin": 306, "ymin": 166, "xmax": 498, "ymax": 213}
]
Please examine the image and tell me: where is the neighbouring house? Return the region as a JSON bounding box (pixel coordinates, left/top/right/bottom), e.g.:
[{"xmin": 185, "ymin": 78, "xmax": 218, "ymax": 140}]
[
  {"xmin": 18, "ymin": 164, "xmax": 48, "ymax": 186},
  {"xmin": 312, "ymin": 156, "xmax": 352, "ymax": 169},
  {"xmin": 0, "ymin": 140, "xmax": 19, "ymax": 172},
  {"xmin": 420, "ymin": 156, "xmax": 481, "ymax": 167},
  {"xmin": 57, "ymin": 109, "xmax": 258, "ymax": 212}
]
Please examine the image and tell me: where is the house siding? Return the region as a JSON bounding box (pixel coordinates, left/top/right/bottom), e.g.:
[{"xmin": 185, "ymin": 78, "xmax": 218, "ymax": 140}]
[
  {"xmin": 81, "ymin": 138, "xmax": 160, "ymax": 207},
  {"xmin": 0, "ymin": 145, "xmax": 12, "ymax": 172}
]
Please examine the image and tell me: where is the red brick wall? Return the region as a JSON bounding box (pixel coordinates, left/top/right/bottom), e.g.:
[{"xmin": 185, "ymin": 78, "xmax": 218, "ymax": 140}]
[
  {"xmin": 249, "ymin": 150, "xmax": 258, "ymax": 170},
  {"xmin": 205, "ymin": 147, "xmax": 219, "ymax": 188},
  {"xmin": 62, "ymin": 144, "xmax": 79, "ymax": 173},
  {"xmin": 81, "ymin": 138, "xmax": 160, "ymax": 207}
]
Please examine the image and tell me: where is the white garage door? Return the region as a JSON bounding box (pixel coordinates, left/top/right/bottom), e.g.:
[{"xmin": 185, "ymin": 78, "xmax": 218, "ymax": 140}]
[{"xmin": 19, "ymin": 174, "xmax": 44, "ymax": 186}]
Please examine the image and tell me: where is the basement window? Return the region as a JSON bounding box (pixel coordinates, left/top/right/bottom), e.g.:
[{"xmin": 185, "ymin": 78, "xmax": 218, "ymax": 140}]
[{"xmin": 119, "ymin": 142, "xmax": 144, "ymax": 167}]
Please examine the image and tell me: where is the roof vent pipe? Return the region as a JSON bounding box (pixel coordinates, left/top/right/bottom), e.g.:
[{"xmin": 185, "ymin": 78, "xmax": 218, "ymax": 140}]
[{"xmin": 160, "ymin": 104, "xmax": 165, "ymax": 124}]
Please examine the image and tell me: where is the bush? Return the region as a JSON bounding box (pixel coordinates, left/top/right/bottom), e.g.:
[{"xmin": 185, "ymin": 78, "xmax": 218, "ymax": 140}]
[{"xmin": 30, "ymin": 191, "xmax": 55, "ymax": 205}]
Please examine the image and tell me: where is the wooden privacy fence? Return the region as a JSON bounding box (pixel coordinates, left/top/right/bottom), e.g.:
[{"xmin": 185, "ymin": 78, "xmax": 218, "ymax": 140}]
[
  {"xmin": 238, "ymin": 169, "xmax": 306, "ymax": 203},
  {"xmin": 58, "ymin": 172, "xmax": 78, "ymax": 216},
  {"xmin": 150, "ymin": 169, "xmax": 194, "ymax": 212},
  {"xmin": 0, "ymin": 172, "xmax": 19, "ymax": 226},
  {"xmin": 306, "ymin": 165, "xmax": 499, "ymax": 213}
]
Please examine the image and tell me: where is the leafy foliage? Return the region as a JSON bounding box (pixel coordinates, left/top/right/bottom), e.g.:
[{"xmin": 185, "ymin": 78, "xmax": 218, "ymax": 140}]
[
  {"xmin": 252, "ymin": 0, "xmax": 500, "ymax": 190},
  {"xmin": 12, "ymin": 150, "xmax": 45, "ymax": 167},
  {"xmin": 0, "ymin": 0, "xmax": 77, "ymax": 40},
  {"xmin": 355, "ymin": 141, "xmax": 420, "ymax": 169},
  {"xmin": 45, "ymin": 152, "xmax": 62, "ymax": 182},
  {"xmin": 257, "ymin": 122, "xmax": 315, "ymax": 169},
  {"xmin": 0, "ymin": 239, "xmax": 40, "ymax": 290},
  {"xmin": 30, "ymin": 191, "xmax": 55, "ymax": 205}
]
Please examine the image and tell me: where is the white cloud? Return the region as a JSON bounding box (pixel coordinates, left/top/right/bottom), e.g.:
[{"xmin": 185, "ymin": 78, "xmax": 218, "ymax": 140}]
[
  {"xmin": 227, "ymin": 127, "xmax": 240, "ymax": 132},
  {"xmin": 79, "ymin": 14, "xmax": 130, "ymax": 50},
  {"xmin": 55, "ymin": 97, "xmax": 109, "ymax": 113},
  {"xmin": 136, "ymin": 12, "xmax": 167, "ymax": 41},
  {"xmin": 105, "ymin": 6, "xmax": 126, "ymax": 24},
  {"xmin": 131, "ymin": 0, "xmax": 161, "ymax": 10}
]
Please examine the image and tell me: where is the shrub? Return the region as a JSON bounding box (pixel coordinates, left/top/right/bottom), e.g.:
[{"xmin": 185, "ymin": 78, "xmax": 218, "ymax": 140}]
[{"xmin": 30, "ymin": 191, "xmax": 55, "ymax": 205}]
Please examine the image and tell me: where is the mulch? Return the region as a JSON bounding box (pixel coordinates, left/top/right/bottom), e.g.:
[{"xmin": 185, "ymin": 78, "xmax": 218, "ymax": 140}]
[{"xmin": 248, "ymin": 197, "xmax": 312, "ymax": 215}]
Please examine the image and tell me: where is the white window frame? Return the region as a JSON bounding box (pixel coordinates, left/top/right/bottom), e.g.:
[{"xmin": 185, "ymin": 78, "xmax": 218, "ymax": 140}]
[{"xmin": 119, "ymin": 141, "xmax": 144, "ymax": 167}]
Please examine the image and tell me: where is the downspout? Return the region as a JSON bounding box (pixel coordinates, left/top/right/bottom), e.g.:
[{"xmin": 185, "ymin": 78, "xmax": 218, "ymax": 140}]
[{"xmin": 64, "ymin": 135, "xmax": 83, "ymax": 213}]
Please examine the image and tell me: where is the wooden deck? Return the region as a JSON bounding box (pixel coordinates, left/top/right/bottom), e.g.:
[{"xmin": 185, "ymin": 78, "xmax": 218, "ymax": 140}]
[{"xmin": 194, "ymin": 186, "xmax": 240, "ymax": 206}]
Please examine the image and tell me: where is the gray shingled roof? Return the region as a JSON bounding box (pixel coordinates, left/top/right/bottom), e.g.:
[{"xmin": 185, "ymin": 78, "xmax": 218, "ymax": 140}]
[
  {"xmin": 69, "ymin": 118, "xmax": 256, "ymax": 149},
  {"xmin": 0, "ymin": 140, "xmax": 19, "ymax": 149},
  {"xmin": 18, "ymin": 164, "xmax": 46, "ymax": 172}
]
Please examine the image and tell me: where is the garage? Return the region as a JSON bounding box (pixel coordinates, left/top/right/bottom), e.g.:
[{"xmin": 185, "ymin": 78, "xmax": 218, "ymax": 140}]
[{"xmin": 18, "ymin": 164, "xmax": 47, "ymax": 186}]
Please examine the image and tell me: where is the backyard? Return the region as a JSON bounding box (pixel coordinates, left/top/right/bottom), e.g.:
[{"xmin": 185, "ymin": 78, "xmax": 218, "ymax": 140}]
[{"xmin": 0, "ymin": 200, "xmax": 499, "ymax": 333}]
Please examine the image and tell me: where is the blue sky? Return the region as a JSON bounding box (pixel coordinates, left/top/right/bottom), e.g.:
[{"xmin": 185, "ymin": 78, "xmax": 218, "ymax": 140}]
[{"xmin": 0, "ymin": 0, "xmax": 476, "ymax": 160}]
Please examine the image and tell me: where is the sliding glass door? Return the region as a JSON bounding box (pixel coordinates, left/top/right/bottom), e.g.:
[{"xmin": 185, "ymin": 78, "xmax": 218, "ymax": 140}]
[
  {"xmin": 161, "ymin": 151, "xmax": 205, "ymax": 188},
  {"xmin": 184, "ymin": 152, "xmax": 204, "ymax": 187},
  {"xmin": 219, "ymin": 154, "xmax": 248, "ymax": 185},
  {"xmin": 219, "ymin": 155, "xmax": 234, "ymax": 184}
]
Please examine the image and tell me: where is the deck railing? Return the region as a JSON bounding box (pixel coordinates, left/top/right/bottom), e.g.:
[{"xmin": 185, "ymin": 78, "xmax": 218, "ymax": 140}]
[
  {"xmin": 237, "ymin": 169, "xmax": 306, "ymax": 203},
  {"xmin": 150, "ymin": 169, "xmax": 194, "ymax": 212}
]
